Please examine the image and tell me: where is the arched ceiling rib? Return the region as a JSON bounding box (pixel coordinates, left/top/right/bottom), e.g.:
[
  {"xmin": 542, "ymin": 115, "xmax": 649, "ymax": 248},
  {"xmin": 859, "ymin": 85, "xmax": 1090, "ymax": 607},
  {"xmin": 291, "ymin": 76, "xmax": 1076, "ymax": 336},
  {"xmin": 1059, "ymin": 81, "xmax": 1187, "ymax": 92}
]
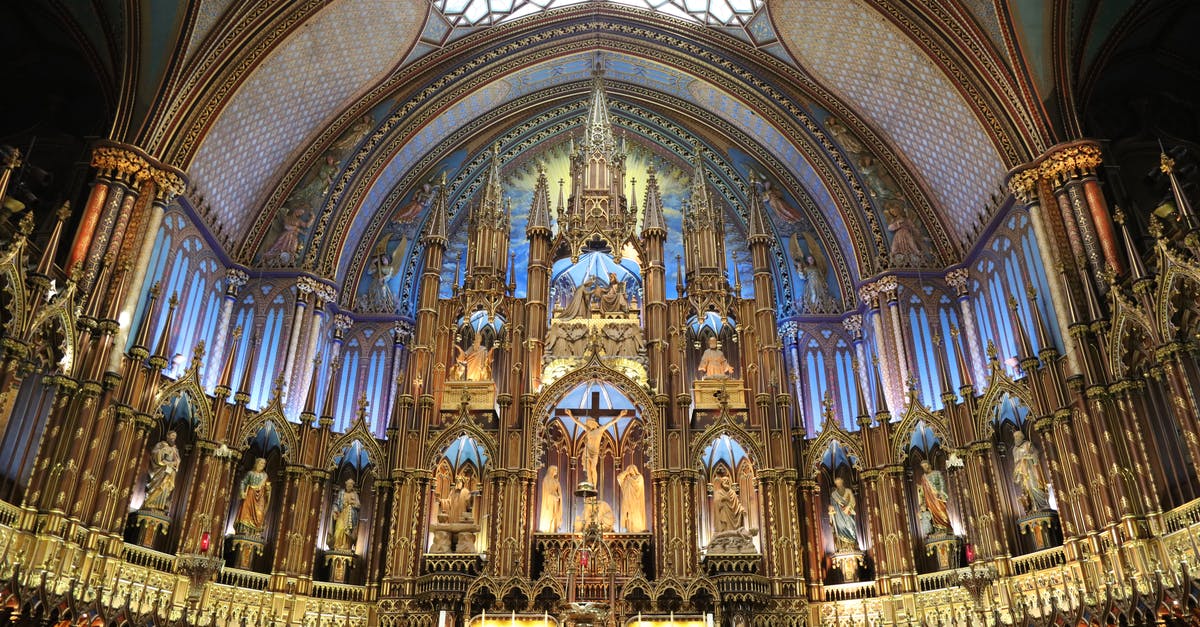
[
  {"xmin": 186, "ymin": 0, "xmax": 425, "ymax": 241},
  {"xmin": 773, "ymin": 0, "xmax": 1008, "ymax": 242}
]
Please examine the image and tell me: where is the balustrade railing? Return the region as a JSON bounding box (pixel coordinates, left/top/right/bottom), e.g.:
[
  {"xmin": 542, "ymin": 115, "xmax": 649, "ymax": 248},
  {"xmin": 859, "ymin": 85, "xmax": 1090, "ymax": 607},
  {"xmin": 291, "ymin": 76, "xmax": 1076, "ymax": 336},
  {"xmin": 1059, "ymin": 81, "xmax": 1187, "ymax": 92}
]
[
  {"xmin": 218, "ymin": 567, "xmax": 269, "ymax": 590},
  {"xmin": 1011, "ymin": 546, "xmax": 1065, "ymax": 575},
  {"xmin": 823, "ymin": 580, "xmax": 877, "ymax": 601},
  {"xmin": 313, "ymin": 581, "xmax": 368, "ymax": 602},
  {"xmin": 121, "ymin": 542, "xmax": 176, "ymax": 572}
]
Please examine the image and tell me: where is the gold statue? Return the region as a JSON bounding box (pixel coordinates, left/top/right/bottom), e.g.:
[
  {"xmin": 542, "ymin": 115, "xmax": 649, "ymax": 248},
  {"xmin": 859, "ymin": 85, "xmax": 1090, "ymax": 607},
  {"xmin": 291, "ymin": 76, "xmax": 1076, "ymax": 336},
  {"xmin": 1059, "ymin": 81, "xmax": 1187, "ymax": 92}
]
[
  {"xmin": 617, "ymin": 464, "xmax": 647, "ymax": 532},
  {"xmin": 142, "ymin": 431, "xmax": 180, "ymax": 512},
  {"xmin": 234, "ymin": 458, "xmax": 272, "ymax": 536},
  {"xmin": 539, "ymin": 465, "xmax": 562, "ymax": 532},
  {"xmin": 328, "ymin": 478, "xmax": 361, "ymax": 552},
  {"xmin": 453, "ymin": 333, "xmax": 496, "ymax": 381},
  {"xmin": 564, "ymin": 409, "xmax": 627, "ymax": 488},
  {"xmin": 698, "ymin": 337, "xmax": 734, "ymax": 380}
]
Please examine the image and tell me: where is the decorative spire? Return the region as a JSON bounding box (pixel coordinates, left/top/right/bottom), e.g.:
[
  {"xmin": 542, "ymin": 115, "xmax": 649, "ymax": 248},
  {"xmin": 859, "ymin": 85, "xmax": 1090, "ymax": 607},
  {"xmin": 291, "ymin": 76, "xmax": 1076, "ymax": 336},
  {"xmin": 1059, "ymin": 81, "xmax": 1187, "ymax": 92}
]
[
  {"xmin": 1080, "ymin": 271, "xmax": 1105, "ymax": 323},
  {"xmin": 320, "ymin": 355, "xmax": 343, "ymax": 421},
  {"xmin": 235, "ymin": 331, "xmax": 259, "ymax": 405},
  {"xmin": 582, "ymin": 54, "xmax": 616, "ymax": 156},
  {"xmin": 641, "ymin": 164, "xmax": 666, "ymax": 235},
  {"xmin": 527, "ymin": 162, "xmax": 552, "ymax": 235},
  {"xmin": 150, "ymin": 292, "xmax": 179, "ymax": 361},
  {"xmin": 746, "ymin": 172, "xmax": 772, "ymax": 244},
  {"xmin": 688, "ymin": 142, "xmax": 712, "ymax": 221},
  {"xmin": 1025, "ymin": 287, "xmax": 1054, "ymax": 356},
  {"xmin": 422, "ymin": 173, "xmax": 449, "ymax": 246},
  {"xmin": 931, "ymin": 333, "xmax": 954, "ymax": 399},
  {"xmin": 1160, "ymin": 142, "xmax": 1197, "ymax": 227},
  {"xmin": 215, "ymin": 326, "xmax": 243, "ymax": 398},
  {"xmin": 1007, "ymin": 296, "xmax": 1035, "ymax": 363},
  {"xmin": 475, "ymin": 143, "xmax": 505, "ymax": 226},
  {"xmin": 852, "ymin": 358, "xmax": 871, "ymax": 424},
  {"xmin": 948, "ymin": 325, "xmax": 974, "ymax": 390},
  {"xmin": 300, "ymin": 352, "xmax": 323, "ymax": 421},
  {"xmin": 131, "ymin": 283, "xmax": 161, "ymax": 351},
  {"xmin": 35, "ymin": 202, "xmax": 71, "ymax": 277},
  {"xmin": 871, "ymin": 355, "xmax": 890, "ymax": 420},
  {"xmin": 1114, "ymin": 207, "xmax": 1149, "ymax": 281}
]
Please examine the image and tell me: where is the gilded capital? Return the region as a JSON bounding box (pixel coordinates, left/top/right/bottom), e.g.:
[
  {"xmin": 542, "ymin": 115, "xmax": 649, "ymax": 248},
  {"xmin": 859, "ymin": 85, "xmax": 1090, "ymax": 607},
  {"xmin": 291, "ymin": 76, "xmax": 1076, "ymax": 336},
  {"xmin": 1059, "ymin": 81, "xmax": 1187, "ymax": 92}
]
[
  {"xmin": 944, "ymin": 267, "xmax": 969, "ymax": 296},
  {"xmin": 842, "ymin": 314, "xmax": 863, "ymax": 338},
  {"xmin": 1005, "ymin": 166, "xmax": 1040, "ymax": 206},
  {"xmin": 1039, "ymin": 141, "xmax": 1103, "ymax": 186}
]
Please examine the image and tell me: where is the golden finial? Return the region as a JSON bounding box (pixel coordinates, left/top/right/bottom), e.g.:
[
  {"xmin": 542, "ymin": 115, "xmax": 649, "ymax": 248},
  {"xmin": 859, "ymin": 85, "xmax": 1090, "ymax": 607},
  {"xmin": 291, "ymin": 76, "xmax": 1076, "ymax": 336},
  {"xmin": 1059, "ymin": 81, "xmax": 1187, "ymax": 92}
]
[
  {"xmin": 986, "ymin": 340, "xmax": 998, "ymax": 361},
  {"xmin": 16, "ymin": 211, "xmax": 33, "ymax": 236}
]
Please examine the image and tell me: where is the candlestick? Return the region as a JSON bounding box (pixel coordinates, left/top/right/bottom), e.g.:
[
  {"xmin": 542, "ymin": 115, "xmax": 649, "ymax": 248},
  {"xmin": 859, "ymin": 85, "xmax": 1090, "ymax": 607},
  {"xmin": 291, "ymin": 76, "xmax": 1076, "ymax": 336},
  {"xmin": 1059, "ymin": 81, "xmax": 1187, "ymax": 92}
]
[
  {"xmin": 439, "ymin": 610, "xmax": 448, "ymax": 627},
  {"xmin": 483, "ymin": 609, "xmax": 487, "ymax": 627},
  {"xmin": 706, "ymin": 613, "xmax": 714, "ymax": 627},
  {"xmin": 637, "ymin": 611, "xmax": 643, "ymax": 627},
  {"xmin": 543, "ymin": 610, "xmax": 549, "ymax": 626},
  {"xmin": 511, "ymin": 610, "xmax": 516, "ymax": 627}
]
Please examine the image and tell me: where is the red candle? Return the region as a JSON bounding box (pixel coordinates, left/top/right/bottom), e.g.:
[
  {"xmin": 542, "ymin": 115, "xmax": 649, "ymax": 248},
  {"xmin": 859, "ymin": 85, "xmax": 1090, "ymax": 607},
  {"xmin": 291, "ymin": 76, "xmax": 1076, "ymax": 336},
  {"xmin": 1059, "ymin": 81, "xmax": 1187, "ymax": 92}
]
[
  {"xmin": 201, "ymin": 532, "xmax": 211, "ymax": 552},
  {"xmin": 965, "ymin": 542, "xmax": 975, "ymax": 563}
]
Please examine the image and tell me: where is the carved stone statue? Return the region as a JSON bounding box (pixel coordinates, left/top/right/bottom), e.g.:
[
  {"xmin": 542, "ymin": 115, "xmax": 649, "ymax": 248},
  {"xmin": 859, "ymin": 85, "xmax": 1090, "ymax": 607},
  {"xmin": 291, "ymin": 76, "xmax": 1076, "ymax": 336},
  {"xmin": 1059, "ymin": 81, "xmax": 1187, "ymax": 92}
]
[
  {"xmin": 1012, "ymin": 431, "xmax": 1051, "ymax": 512},
  {"xmin": 707, "ymin": 474, "xmax": 756, "ymax": 553},
  {"xmin": 539, "ymin": 465, "xmax": 563, "ymax": 532},
  {"xmin": 565, "ymin": 409, "xmax": 626, "ymax": 488},
  {"xmin": 453, "ymin": 333, "xmax": 495, "ymax": 381},
  {"xmin": 617, "ymin": 465, "xmax": 647, "ymax": 532},
  {"xmin": 447, "ymin": 473, "xmax": 473, "ymax": 523},
  {"xmin": 600, "ymin": 323, "xmax": 644, "ymax": 356},
  {"xmin": 558, "ymin": 278, "xmax": 599, "ymax": 321},
  {"xmin": 360, "ymin": 233, "xmax": 404, "ymax": 313},
  {"xmin": 596, "ymin": 272, "xmax": 630, "ymax": 314},
  {"xmin": 916, "ymin": 460, "xmax": 952, "ymax": 537},
  {"xmin": 790, "ymin": 232, "xmax": 836, "ymax": 314},
  {"xmin": 234, "ymin": 457, "xmax": 272, "ymax": 536},
  {"xmin": 142, "ymin": 431, "xmax": 180, "ymax": 512},
  {"xmin": 574, "ymin": 496, "xmax": 616, "ymax": 532},
  {"xmin": 546, "ymin": 322, "xmax": 589, "ymax": 357},
  {"xmin": 697, "ymin": 337, "xmax": 734, "ymax": 380},
  {"xmin": 827, "ymin": 477, "xmax": 858, "ymax": 551},
  {"xmin": 328, "ymin": 478, "xmax": 361, "ymax": 552}
]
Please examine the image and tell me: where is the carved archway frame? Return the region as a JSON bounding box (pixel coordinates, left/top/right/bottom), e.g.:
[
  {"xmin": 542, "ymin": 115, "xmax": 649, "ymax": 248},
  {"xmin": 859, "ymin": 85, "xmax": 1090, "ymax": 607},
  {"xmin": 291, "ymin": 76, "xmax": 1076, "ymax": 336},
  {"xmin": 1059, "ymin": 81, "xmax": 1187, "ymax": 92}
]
[{"xmin": 528, "ymin": 353, "xmax": 660, "ymax": 471}]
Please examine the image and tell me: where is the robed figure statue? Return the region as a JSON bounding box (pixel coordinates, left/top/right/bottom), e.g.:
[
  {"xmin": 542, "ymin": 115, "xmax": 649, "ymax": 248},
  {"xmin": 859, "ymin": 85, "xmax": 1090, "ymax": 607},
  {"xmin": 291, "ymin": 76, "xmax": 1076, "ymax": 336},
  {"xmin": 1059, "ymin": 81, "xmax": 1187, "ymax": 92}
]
[
  {"xmin": 916, "ymin": 460, "xmax": 952, "ymax": 537},
  {"xmin": 328, "ymin": 478, "xmax": 361, "ymax": 551},
  {"xmin": 539, "ymin": 465, "xmax": 563, "ymax": 532},
  {"xmin": 827, "ymin": 477, "xmax": 858, "ymax": 551},
  {"xmin": 143, "ymin": 431, "xmax": 181, "ymax": 512},
  {"xmin": 617, "ymin": 465, "xmax": 647, "ymax": 532},
  {"xmin": 234, "ymin": 457, "xmax": 272, "ymax": 536},
  {"xmin": 1011, "ymin": 431, "xmax": 1051, "ymax": 512}
]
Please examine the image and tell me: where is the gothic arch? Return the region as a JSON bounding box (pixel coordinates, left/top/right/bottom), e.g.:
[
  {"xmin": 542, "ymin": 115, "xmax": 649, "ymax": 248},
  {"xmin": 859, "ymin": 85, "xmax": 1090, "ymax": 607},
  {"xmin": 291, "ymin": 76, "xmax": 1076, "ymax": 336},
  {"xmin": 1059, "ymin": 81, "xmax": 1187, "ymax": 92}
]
[
  {"xmin": 974, "ymin": 366, "xmax": 1037, "ymax": 439},
  {"xmin": 325, "ymin": 419, "xmax": 386, "ymax": 472},
  {"xmin": 237, "ymin": 401, "xmax": 299, "ymax": 461},
  {"xmin": 154, "ymin": 364, "xmax": 214, "ymax": 439},
  {"xmin": 424, "ymin": 410, "xmax": 498, "ymax": 472},
  {"xmin": 890, "ymin": 391, "xmax": 953, "ymax": 462},
  {"xmin": 804, "ymin": 419, "xmax": 864, "ymax": 480},
  {"xmin": 529, "ymin": 355, "xmax": 659, "ymax": 469},
  {"xmin": 690, "ymin": 410, "xmax": 765, "ymax": 473}
]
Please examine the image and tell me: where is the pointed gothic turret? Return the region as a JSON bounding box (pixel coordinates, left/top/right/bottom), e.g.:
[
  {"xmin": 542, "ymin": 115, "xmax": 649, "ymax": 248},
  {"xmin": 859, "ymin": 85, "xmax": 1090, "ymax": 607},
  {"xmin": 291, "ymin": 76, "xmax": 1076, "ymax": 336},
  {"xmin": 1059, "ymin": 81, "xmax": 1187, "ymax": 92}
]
[
  {"xmin": 747, "ymin": 173, "xmax": 772, "ymax": 244},
  {"xmin": 527, "ymin": 162, "xmax": 552, "ymax": 236},
  {"xmin": 641, "ymin": 164, "xmax": 666, "ymax": 236},
  {"xmin": 681, "ymin": 142, "xmax": 730, "ymax": 305},
  {"xmin": 423, "ymin": 173, "xmax": 449, "ymax": 247},
  {"xmin": 561, "ymin": 53, "xmax": 632, "ymax": 260}
]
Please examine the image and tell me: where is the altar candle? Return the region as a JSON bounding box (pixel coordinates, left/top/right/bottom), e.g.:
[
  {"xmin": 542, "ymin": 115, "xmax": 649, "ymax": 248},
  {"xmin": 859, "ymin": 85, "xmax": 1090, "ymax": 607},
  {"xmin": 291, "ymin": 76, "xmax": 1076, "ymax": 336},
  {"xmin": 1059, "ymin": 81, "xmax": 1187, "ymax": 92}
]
[
  {"xmin": 543, "ymin": 610, "xmax": 549, "ymax": 626},
  {"xmin": 439, "ymin": 610, "xmax": 448, "ymax": 627},
  {"xmin": 670, "ymin": 611, "xmax": 674, "ymax": 624},
  {"xmin": 511, "ymin": 610, "xmax": 516, "ymax": 626},
  {"xmin": 637, "ymin": 611, "xmax": 643, "ymax": 627},
  {"xmin": 483, "ymin": 609, "xmax": 487, "ymax": 626},
  {"xmin": 706, "ymin": 613, "xmax": 714, "ymax": 627}
]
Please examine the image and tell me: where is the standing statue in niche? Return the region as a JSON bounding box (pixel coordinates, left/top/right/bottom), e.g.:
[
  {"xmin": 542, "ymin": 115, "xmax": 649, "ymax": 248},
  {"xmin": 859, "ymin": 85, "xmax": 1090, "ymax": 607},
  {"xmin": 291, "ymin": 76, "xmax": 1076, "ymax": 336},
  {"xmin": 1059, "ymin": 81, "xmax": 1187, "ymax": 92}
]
[
  {"xmin": 142, "ymin": 431, "xmax": 180, "ymax": 512},
  {"xmin": 697, "ymin": 337, "xmax": 734, "ymax": 380},
  {"xmin": 453, "ymin": 332, "xmax": 496, "ymax": 382},
  {"xmin": 1012, "ymin": 431, "xmax": 1052, "ymax": 512},
  {"xmin": 539, "ymin": 465, "xmax": 563, "ymax": 532},
  {"xmin": 711, "ymin": 474, "xmax": 748, "ymax": 535},
  {"xmin": 916, "ymin": 460, "xmax": 952, "ymax": 537},
  {"xmin": 827, "ymin": 476, "xmax": 858, "ymax": 551},
  {"xmin": 328, "ymin": 478, "xmax": 361, "ymax": 552},
  {"xmin": 234, "ymin": 458, "xmax": 272, "ymax": 537},
  {"xmin": 565, "ymin": 409, "xmax": 627, "ymax": 488},
  {"xmin": 617, "ymin": 465, "xmax": 647, "ymax": 532}
]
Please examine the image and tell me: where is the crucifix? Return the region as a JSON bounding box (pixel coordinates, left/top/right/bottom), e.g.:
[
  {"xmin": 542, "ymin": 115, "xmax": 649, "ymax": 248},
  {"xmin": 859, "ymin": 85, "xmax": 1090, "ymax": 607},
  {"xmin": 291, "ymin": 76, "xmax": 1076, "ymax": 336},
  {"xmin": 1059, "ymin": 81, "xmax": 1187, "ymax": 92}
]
[{"xmin": 560, "ymin": 390, "xmax": 630, "ymax": 491}]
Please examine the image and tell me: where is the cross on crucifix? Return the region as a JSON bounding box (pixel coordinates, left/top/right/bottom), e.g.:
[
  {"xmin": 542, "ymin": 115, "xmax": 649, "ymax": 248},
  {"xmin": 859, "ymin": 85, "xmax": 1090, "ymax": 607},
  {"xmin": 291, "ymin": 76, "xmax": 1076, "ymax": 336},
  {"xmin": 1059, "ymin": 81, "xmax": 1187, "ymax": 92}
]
[{"xmin": 558, "ymin": 390, "xmax": 633, "ymax": 488}]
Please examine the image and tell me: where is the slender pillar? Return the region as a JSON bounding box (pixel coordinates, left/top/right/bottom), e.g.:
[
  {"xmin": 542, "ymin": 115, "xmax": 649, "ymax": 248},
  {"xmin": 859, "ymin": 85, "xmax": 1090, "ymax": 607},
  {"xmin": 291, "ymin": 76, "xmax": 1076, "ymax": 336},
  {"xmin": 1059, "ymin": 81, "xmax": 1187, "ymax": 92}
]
[{"xmin": 206, "ymin": 269, "xmax": 249, "ymax": 389}]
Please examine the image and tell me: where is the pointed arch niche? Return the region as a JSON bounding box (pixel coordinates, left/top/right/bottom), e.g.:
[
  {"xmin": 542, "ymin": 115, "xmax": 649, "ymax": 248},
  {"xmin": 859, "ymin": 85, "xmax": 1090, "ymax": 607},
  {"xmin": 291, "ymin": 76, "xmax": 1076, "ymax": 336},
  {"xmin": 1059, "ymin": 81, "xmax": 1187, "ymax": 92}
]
[
  {"xmin": 428, "ymin": 433, "xmax": 490, "ymax": 554},
  {"xmin": 697, "ymin": 434, "xmax": 761, "ymax": 555},
  {"xmin": 536, "ymin": 379, "xmax": 649, "ymax": 535}
]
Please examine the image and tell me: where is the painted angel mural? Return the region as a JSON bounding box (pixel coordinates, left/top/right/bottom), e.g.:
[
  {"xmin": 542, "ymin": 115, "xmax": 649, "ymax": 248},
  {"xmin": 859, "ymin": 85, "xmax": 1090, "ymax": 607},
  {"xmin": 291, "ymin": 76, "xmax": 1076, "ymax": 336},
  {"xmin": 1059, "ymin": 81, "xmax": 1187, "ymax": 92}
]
[{"xmin": 790, "ymin": 232, "xmax": 837, "ymax": 314}]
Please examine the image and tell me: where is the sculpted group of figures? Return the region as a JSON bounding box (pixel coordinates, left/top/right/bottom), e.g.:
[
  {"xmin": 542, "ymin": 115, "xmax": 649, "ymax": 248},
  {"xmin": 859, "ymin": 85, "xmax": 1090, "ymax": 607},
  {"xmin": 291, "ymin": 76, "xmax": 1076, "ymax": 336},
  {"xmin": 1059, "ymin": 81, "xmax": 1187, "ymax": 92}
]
[
  {"xmin": 823, "ymin": 432, "xmax": 1054, "ymax": 557},
  {"xmin": 139, "ymin": 434, "xmax": 363, "ymax": 552}
]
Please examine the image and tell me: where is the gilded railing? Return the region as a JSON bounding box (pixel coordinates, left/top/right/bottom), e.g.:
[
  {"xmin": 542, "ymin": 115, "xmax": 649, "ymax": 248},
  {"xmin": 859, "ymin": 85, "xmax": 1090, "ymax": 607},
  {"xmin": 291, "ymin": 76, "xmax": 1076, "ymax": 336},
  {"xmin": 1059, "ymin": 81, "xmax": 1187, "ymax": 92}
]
[
  {"xmin": 312, "ymin": 580, "xmax": 369, "ymax": 602},
  {"xmin": 1165, "ymin": 497, "xmax": 1200, "ymax": 532},
  {"xmin": 823, "ymin": 580, "xmax": 876, "ymax": 601},
  {"xmin": 1011, "ymin": 546, "xmax": 1065, "ymax": 575},
  {"xmin": 122, "ymin": 542, "xmax": 177, "ymax": 572},
  {"xmin": 218, "ymin": 566, "xmax": 270, "ymax": 590}
]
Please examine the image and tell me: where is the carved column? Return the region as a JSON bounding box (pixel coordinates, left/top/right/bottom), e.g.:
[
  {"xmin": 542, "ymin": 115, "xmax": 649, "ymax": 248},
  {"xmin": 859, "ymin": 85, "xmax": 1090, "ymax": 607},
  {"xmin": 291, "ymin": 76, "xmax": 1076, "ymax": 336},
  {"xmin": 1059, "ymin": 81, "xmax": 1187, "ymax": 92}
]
[
  {"xmin": 381, "ymin": 468, "xmax": 430, "ymax": 596},
  {"xmin": 280, "ymin": 280, "xmax": 314, "ymax": 404},
  {"xmin": 860, "ymin": 285, "xmax": 895, "ymax": 417},
  {"xmin": 943, "ymin": 269, "xmax": 986, "ymax": 386},
  {"xmin": 654, "ymin": 468, "xmax": 700, "ymax": 578}
]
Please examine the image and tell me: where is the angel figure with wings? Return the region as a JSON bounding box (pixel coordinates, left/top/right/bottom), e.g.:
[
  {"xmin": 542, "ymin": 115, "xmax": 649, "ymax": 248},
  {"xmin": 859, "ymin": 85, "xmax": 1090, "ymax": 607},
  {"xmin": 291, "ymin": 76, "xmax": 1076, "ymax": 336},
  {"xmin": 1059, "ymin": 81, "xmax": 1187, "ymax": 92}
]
[
  {"xmin": 790, "ymin": 232, "xmax": 837, "ymax": 314},
  {"xmin": 361, "ymin": 232, "xmax": 405, "ymax": 313}
]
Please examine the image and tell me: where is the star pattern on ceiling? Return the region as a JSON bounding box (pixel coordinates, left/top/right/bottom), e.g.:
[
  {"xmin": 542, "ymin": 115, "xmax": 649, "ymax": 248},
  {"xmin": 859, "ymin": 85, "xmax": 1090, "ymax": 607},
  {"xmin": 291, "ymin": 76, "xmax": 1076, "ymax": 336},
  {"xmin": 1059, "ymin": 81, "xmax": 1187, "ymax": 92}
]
[{"xmin": 432, "ymin": 0, "xmax": 763, "ymax": 27}]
